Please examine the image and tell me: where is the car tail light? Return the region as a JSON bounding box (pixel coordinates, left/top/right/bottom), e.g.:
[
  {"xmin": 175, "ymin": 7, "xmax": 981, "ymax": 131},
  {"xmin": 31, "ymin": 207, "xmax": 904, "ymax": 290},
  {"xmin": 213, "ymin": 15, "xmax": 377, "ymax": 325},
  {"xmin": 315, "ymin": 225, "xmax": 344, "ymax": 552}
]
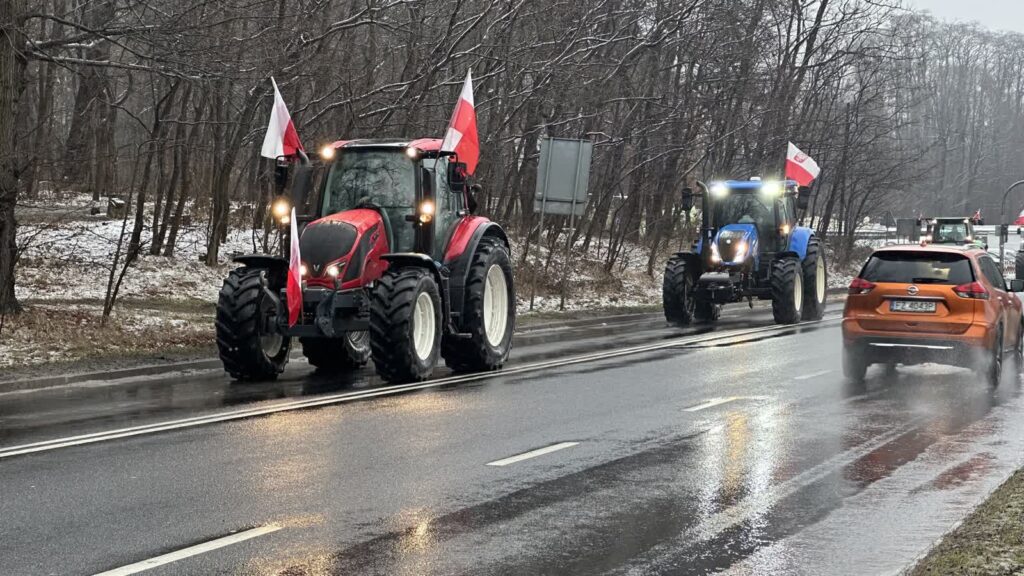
[
  {"xmin": 848, "ymin": 277, "xmax": 876, "ymax": 295},
  {"xmin": 954, "ymin": 281, "xmax": 989, "ymax": 299}
]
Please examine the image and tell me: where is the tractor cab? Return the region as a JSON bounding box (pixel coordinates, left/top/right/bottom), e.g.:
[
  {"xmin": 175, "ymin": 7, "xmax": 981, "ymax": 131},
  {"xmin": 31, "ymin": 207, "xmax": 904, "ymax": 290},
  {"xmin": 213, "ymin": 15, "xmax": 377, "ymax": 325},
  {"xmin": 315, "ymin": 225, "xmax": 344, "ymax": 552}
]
[{"xmin": 923, "ymin": 217, "xmax": 984, "ymax": 250}]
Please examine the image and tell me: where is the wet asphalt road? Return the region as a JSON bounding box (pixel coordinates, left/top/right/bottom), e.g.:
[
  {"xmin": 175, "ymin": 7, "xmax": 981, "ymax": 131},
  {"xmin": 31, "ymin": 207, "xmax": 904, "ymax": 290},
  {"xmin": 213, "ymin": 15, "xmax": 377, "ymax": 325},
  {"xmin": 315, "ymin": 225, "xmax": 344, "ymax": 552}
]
[{"xmin": 3, "ymin": 303, "xmax": 1024, "ymax": 575}]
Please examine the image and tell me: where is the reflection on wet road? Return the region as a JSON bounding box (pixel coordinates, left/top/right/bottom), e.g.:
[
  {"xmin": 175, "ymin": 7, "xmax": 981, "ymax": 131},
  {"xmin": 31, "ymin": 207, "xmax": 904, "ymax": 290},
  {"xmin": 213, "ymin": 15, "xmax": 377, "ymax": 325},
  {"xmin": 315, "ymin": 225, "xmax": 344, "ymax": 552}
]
[{"xmin": 2, "ymin": 312, "xmax": 1024, "ymax": 575}]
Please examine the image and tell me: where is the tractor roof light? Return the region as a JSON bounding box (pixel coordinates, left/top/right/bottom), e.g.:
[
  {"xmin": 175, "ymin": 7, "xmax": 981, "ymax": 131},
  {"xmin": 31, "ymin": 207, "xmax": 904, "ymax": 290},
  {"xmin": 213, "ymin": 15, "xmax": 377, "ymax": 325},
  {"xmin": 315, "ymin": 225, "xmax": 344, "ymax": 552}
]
[
  {"xmin": 320, "ymin": 145, "xmax": 336, "ymax": 160},
  {"xmin": 406, "ymin": 146, "xmax": 421, "ymax": 160},
  {"xmin": 710, "ymin": 183, "xmax": 729, "ymax": 199},
  {"xmin": 760, "ymin": 181, "xmax": 782, "ymax": 197}
]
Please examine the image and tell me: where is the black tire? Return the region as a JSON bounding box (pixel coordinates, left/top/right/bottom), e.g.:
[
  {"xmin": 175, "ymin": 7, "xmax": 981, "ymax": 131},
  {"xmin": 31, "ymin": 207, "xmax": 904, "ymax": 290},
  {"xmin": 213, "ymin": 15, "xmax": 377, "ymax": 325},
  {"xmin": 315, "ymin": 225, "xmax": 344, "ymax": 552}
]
[
  {"xmin": 1015, "ymin": 251, "xmax": 1024, "ymax": 281},
  {"xmin": 301, "ymin": 331, "xmax": 370, "ymax": 372},
  {"xmin": 663, "ymin": 255, "xmax": 697, "ymax": 325},
  {"xmin": 985, "ymin": 327, "xmax": 1004, "ymax": 388},
  {"xmin": 442, "ymin": 238, "xmax": 515, "ymax": 372},
  {"xmin": 801, "ymin": 237, "xmax": 827, "ymax": 320},
  {"xmin": 215, "ymin": 267, "xmax": 291, "ymax": 381},
  {"xmin": 843, "ymin": 345, "xmax": 867, "ymax": 383},
  {"xmin": 370, "ymin": 267, "xmax": 442, "ymax": 383},
  {"xmin": 771, "ymin": 256, "xmax": 804, "ymax": 324}
]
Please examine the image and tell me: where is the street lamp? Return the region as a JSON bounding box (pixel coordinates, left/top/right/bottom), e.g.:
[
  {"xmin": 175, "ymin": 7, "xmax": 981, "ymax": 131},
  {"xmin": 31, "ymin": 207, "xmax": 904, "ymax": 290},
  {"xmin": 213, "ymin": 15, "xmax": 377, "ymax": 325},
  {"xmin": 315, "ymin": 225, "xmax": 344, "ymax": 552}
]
[{"xmin": 999, "ymin": 179, "xmax": 1024, "ymax": 266}]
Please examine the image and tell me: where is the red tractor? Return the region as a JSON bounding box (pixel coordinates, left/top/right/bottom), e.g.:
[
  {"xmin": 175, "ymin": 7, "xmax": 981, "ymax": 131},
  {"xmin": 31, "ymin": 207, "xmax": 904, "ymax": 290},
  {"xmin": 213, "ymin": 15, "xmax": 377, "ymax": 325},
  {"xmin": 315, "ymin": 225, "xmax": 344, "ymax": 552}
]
[{"xmin": 215, "ymin": 139, "xmax": 515, "ymax": 383}]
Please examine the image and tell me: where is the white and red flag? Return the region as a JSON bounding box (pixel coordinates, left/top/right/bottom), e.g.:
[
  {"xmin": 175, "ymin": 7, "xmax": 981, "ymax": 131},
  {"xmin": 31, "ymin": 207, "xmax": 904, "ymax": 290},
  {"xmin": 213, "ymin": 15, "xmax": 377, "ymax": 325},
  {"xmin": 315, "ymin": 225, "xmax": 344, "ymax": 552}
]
[
  {"xmin": 785, "ymin": 142, "xmax": 820, "ymax": 187},
  {"xmin": 287, "ymin": 207, "xmax": 302, "ymax": 327},
  {"xmin": 260, "ymin": 77, "xmax": 304, "ymax": 159},
  {"xmin": 440, "ymin": 70, "xmax": 480, "ymax": 175}
]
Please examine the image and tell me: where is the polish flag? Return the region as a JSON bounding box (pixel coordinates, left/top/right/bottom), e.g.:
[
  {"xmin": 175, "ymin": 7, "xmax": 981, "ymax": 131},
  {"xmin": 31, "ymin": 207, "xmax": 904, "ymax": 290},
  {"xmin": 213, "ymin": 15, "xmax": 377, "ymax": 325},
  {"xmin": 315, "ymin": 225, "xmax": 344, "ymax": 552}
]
[
  {"xmin": 287, "ymin": 207, "xmax": 302, "ymax": 327},
  {"xmin": 785, "ymin": 142, "xmax": 820, "ymax": 187},
  {"xmin": 260, "ymin": 77, "xmax": 304, "ymax": 159},
  {"xmin": 440, "ymin": 70, "xmax": 480, "ymax": 175}
]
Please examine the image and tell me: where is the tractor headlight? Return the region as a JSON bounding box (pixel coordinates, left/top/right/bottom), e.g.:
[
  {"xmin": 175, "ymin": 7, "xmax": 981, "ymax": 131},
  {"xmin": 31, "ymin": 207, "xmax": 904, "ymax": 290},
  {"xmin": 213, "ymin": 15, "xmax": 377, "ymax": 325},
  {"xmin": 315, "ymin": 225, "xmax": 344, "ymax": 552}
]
[
  {"xmin": 760, "ymin": 181, "xmax": 782, "ymax": 197},
  {"xmin": 781, "ymin": 224, "xmax": 791, "ymax": 235},
  {"xmin": 710, "ymin": 183, "xmax": 729, "ymax": 199},
  {"xmin": 300, "ymin": 264, "xmax": 308, "ymax": 277},
  {"xmin": 418, "ymin": 200, "xmax": 435, "ymax": 224},
  {"xmin": 406, "ymin": 147, "xmax": 421, "ymax": 159},
  {"xmin": 271, "ymin": 197, "xmax": 291, "ymax": 223},
  {"xmin": 320, "ymin": 145, "xmax": 336, "ymax": 160},
  {"xmin": 327, "ymin": 264, "xmax": 341, "ymax": 278},
  {"xmin": 710, "ymin": 242, "xmax": 722, "ymax": 263},
  {"xmin": 733, "ymin": 241, "xmax": 748, "ymax": 263}
]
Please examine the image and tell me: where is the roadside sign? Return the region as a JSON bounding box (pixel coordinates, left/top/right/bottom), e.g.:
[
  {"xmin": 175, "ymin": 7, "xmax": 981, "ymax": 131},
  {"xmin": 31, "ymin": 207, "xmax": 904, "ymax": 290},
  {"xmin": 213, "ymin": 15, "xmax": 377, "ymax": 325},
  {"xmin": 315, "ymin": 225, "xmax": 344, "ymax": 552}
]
[
  {"xmin": 896, "ymin": 218, "xmax": 920, "ymax": 241},
  {"xmin": 534, "ymin": 137, "xmax": 592, "ymax": 216}
]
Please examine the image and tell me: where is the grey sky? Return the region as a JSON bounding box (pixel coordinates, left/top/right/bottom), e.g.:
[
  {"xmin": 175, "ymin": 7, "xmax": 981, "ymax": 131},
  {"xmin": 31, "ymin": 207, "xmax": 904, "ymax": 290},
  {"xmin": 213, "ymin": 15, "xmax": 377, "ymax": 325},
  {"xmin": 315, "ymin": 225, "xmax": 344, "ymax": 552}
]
[{"xmin": 912, "ymin": 0, "xmax": 1024, "ymax": 33}]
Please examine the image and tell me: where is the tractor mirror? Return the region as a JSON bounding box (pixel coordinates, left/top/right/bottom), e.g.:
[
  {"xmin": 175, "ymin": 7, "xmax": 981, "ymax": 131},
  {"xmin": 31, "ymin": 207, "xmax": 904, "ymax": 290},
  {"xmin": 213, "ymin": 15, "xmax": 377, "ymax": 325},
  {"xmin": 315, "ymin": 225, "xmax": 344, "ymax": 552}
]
[
  {"xmin": 681, "ymin": 188, "xmax": 694, "ymax": 211},
  {"xmin": 422, "ymin": 167, "xmax": 434, "ymax": 196},
  {"xmin": 448, "ymin": 161, "xmax": 469, "ymax": 191},
  {"xmin": 290, "ymin": 164, "xmax": 316, "ymax": 211},
  {"xmin": 796, "ymin": 186, "xmax": 812, "ymax": 210},
  {"xmin": 273, "ymin": 162, "xmax": 289, "ymax": 195}
]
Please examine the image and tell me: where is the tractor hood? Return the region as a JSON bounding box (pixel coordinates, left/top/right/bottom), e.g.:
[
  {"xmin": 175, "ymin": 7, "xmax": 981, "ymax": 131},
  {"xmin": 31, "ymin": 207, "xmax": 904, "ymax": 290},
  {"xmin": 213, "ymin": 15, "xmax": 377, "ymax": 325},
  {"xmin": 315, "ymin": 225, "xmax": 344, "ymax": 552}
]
[
  {"xmin": 300, "ymin": 208, "xmax": 389, "ymax": 289},
  {"xmin": 712, "ymin": 224, "xmax": 758, "ymax": 266}
]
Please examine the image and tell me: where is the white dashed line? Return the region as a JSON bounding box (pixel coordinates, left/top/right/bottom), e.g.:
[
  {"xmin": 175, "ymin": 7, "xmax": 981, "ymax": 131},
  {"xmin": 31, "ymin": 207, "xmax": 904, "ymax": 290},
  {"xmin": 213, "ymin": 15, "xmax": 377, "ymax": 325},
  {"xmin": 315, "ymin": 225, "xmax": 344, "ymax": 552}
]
[
  {"xmin": 92, "ymin": 525, "xmax": 281, "ymax": 576},
  {"xmin": 794, "ymin": 369, "xmax": 833, "ymax": 380},
  {"xmin": 487, "ymin": 442, "xmax": 580, "ymax": 466}
]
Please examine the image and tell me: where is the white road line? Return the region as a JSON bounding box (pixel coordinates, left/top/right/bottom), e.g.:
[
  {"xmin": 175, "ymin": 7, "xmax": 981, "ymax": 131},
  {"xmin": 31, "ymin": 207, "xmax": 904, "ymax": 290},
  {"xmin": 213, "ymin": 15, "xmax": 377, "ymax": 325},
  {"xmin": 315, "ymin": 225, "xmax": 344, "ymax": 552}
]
[
  {"xmin": 794, "ymin": 369, "xmax": 833, "ymax": 381},
  {"xmin": 487, "ymin": 442, "xmax": 580, "ymax": 466},
  {"xmin": 92, "ymin": 525, "xmax": 281, "ymax": 576},
  {"xmin": 683, "ymin": 397, "xmax": 743, "ymax": 412},
  {"xmin": 0, "ymin": 315, "xmax": 841, "ymax": 460}
]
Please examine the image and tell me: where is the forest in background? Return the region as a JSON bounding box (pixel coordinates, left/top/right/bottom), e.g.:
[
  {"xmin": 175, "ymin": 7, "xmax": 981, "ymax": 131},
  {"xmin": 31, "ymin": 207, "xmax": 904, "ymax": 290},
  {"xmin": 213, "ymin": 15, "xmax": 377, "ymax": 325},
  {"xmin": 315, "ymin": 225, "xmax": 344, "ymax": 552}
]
[{"xmin": 4, "ymin": 0, "xmax": 1024, "ymax": 315}]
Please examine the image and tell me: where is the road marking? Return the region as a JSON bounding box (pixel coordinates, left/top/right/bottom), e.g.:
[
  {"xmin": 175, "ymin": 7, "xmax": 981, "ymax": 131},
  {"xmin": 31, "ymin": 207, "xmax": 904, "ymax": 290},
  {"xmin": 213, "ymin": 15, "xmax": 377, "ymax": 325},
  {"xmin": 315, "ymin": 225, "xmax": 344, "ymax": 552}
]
[
  {"xmin": 92, "ymin": 525, "xmax": 281, "ymax": 576},
  {"xmin": 684, "ymin": 397, "xmax": 743, "ymax": 412},
  {"xmin": 486, "ymin": 441, "xmax": 580, "ymax": 466},
  {"xmin": 0, "ymin": 315, "xmax": 841, "ymax": 460},
  {"xmin": 794, "ymin": 369, "xmax": 833, "ymax": 380}
]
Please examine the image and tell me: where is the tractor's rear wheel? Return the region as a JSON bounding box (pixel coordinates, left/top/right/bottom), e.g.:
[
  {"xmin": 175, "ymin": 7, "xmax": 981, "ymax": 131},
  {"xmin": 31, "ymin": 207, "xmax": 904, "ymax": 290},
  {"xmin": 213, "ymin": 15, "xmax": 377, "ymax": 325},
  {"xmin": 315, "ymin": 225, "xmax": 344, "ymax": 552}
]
[
  {"xmin": 370, "ymin": 267, "xmax": 442, "ymax": 383},
  {"xmin": 663, "ymin": 255, "xmax": 696, "ymax": 325},
  {"xmin": 801, "ymin": 237, "xmax": 827, "ymax": 320},
  {"xmin": 442, "ymin": 238, "xmax": 515, "ymax": 373},
  {"xmin": 771, "ymin": 256, "xmax": 804, "ymax": 324},
  {"xmin": 301, "ymin": 331, "xmax": 370, "ymax": 372},
  {"xmin": 215, "ymin": 267, "xmax": 291, "ymax": 381}
]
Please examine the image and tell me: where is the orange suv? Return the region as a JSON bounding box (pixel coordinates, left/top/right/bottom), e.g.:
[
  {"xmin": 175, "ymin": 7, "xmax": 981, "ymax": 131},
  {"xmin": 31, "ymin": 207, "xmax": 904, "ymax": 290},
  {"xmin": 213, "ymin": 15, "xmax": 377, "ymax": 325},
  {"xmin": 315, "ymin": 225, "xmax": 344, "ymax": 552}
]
[{"xmin": 842, "ymin": 244, "xmax": 1023, "ymax": 386}]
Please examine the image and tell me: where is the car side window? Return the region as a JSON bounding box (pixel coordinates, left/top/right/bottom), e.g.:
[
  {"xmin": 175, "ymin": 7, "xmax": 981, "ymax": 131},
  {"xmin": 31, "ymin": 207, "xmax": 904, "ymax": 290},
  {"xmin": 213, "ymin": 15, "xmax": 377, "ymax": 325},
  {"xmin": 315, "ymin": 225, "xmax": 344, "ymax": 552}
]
[{"xmin": 980, "ymin": 257, "xmax": 1007, "ymax": 291}]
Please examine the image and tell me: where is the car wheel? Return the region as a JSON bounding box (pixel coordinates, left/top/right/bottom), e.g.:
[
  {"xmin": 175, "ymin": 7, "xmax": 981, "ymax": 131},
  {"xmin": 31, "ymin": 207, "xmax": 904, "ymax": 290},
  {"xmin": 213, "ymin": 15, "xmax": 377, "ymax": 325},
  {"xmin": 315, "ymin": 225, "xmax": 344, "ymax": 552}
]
[
  {"xmin": 988, "ymin": 328, "xmax": 1004, "ymax": 389},
  {"xmin": 843, "ymin": 345, "xmax": 867, "ymax": 383}
]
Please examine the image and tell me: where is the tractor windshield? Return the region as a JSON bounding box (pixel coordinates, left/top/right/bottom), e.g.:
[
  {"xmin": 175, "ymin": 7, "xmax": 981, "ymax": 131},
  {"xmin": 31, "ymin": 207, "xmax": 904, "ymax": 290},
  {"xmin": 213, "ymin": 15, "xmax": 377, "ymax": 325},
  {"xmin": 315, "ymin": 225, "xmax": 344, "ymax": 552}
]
[
  {"xmin": 712, "ymin": 192, "xmax": 775, "ymax": 232},
  {"xmin": 321, "ymin": 149, "xmax": 416, "ymax": 250}
]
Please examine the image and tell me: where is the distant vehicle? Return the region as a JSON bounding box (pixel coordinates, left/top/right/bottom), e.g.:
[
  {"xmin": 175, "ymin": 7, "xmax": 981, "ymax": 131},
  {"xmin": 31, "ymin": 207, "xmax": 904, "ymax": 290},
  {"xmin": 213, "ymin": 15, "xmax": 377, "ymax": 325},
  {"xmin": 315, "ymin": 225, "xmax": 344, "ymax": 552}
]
[
  {"xmin": 923, "ymin": 217, "xmax": 986, "ymax": 250},
  {"xmin": 662, "ymin": 179, "xmax": 826, "ymax": 326},
  {"xmin": 842, "ymin": 244, "xmax": 1023, "ymax": 386}
]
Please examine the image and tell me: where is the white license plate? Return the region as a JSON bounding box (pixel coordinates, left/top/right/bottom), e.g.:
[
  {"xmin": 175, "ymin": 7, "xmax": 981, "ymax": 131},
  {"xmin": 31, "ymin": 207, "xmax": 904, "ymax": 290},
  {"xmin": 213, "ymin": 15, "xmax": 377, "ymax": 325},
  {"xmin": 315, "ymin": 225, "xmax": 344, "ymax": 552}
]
[{"xmin": 890, "ymin": 300, "xmax": 936, "ymax": 313}]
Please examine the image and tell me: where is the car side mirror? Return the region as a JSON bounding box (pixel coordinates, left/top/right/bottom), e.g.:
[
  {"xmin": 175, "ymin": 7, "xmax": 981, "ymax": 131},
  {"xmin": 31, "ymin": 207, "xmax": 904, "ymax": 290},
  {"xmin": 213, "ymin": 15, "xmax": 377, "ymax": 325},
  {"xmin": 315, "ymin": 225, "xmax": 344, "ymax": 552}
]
[
  {"xmin": 448, "ymin": 161, "xmax": 468, "ymax": 191},
  {"xmin": 681, "ymin": 188, "xmax": 694, "ymax": 212},
  {"xmin": 1011, "ymin": 279, "xmax": 1024, "ymax": 293},
  {"xmin": 796, "ymin": 186, "xmax": 811, "ymax": 210}
]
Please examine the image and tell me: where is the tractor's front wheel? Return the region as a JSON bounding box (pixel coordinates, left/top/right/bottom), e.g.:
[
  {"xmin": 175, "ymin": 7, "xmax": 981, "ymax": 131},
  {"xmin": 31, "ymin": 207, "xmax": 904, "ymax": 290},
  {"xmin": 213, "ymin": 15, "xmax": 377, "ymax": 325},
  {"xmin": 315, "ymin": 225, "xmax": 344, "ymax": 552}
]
[
  {"xmin": 663, "ymin": 255, "xmax": 697, "ymax": 325},
  {"xmin": 370, "ymin": 267, "xmax": 442, "ymax": 383},
  {"xmin": 442, "ymin": 238, "xmax": 515, "ymax": 373},
  {"xmin": 771, "ymin": 256, "xmax": 804, "ymax": 324},
  {"xmin": 215, "ymin": 267, "xmax": 291, "ymax": 381},
  {"xmin": 301, "ymin": 331, "xmax": 371, "ymax": 373},
  {"xmin": 1015, "ymin": 250, "xmax": 1024, "ymax": 281},
  {"xmin": 801, "ymin": 237, "xmax": 827, "ymax": 320}
]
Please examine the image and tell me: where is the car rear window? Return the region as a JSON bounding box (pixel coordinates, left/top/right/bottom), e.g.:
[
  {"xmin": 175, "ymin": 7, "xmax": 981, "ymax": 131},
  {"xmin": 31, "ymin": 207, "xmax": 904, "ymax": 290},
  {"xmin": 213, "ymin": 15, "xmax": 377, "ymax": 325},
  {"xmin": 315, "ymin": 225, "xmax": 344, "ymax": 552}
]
[{"xmin": 860, "ymin": 251, "xmax": 974, "ymax": 285}]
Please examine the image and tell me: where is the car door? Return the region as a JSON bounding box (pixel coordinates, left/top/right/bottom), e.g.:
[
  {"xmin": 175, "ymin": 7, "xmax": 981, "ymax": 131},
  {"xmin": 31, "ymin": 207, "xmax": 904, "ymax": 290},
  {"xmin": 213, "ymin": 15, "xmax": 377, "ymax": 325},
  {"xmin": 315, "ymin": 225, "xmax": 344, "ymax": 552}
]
[{"xmin": 979, "ymin": 256, "xmax": 1014, "ymax": 348}]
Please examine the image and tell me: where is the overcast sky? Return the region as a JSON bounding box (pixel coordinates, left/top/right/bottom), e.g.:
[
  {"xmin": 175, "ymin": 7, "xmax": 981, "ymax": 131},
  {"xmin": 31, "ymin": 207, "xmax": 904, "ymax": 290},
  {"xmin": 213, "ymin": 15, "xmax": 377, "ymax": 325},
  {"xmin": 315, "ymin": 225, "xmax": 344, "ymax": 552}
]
[{"xmin": 912, "ymin": 0, "xmax": 1024, "ymax": 33}]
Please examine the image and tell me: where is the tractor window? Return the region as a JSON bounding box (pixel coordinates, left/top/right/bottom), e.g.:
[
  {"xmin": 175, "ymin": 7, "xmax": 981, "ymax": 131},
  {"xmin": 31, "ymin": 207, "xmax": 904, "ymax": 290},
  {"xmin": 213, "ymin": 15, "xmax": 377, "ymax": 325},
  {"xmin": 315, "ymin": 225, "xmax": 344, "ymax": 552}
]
[
  {"xmin": 322, "ymin": 150, "xmax": 416, "ymax": 251},
  {"xmin": 932, "ymin": 222, "xmax": 969, "ymax": 244},
  {"xmin": 712, "ymin": 193, "xmax": 774, "ymax": 228},
  {"xmin": 424, "ymin": 158, "xmax": 463, "ymax": 259}
]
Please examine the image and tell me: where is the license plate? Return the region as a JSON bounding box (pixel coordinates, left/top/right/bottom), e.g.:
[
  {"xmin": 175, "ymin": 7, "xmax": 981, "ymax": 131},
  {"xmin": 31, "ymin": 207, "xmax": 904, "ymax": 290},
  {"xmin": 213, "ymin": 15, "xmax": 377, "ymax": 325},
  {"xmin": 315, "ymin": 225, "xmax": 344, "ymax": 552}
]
[{"xmin": 890, "ymin": 300, "xmax": 936, "ymax": 313}]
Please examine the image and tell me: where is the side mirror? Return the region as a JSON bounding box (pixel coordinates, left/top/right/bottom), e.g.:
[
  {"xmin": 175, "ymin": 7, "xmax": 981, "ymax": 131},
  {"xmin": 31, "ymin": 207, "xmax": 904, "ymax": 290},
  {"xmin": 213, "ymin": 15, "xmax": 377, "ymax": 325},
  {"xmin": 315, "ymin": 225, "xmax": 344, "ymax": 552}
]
[
  {"xmin": 681, "ymin": 188, "xmax": 694, "ymax": 212},
  {"xmin": 421, "ymin": 167, "xmax": 434, "ymax": 196},
  {"xmin": 273, "ymin": 162, "xmax": 289, "ymax": 194},
  {"xmin": 448, "ymin": 161, "xmax": 468, "ymax": 191},
  {"xmin": 1011, "ymin": 279, "xmax": 1024, "ymax": 293},
  {"xmin": 796, "ymin": 186, "xmax": 811, "ymax": 211}
]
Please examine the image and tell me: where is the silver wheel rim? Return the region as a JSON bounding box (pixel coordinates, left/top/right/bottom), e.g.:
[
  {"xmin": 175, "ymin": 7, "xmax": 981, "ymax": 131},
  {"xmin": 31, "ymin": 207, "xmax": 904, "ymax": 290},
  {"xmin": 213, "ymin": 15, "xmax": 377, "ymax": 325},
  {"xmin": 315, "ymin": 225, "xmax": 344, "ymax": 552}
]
[
  {"xmin": 346, "ymin": 330, "xmax": 370, "ymax": 352},
  {"xmin": 815, "ymin": 255, "xmax": 826, "ymax": 303},
  {"xmin": 413, "ymin": 292, "xmax": 436, "ymax": 361},
  {"xmin": 261, "ymin": 333, "xmax": 283, "ymax": 356},
  {"xmin": 483, "ymin": 264, "xmax": 510, "ymax": 347},
  {"xmin": 794, "ymin": 271, "xmax": 803, "ymax": 314}
]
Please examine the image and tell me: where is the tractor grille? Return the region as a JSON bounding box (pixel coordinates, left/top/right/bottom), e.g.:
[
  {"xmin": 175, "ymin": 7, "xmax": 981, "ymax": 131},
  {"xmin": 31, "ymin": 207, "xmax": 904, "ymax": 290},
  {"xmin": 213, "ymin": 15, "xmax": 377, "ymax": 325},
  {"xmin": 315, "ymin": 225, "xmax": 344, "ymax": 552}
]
[
  {"xmin": 716, "ymin": 230, "xmax": 746, "ymax": 262},
  {"xmin": 300, "ymin": 220, "xmax": 357, "ymax": 275}
]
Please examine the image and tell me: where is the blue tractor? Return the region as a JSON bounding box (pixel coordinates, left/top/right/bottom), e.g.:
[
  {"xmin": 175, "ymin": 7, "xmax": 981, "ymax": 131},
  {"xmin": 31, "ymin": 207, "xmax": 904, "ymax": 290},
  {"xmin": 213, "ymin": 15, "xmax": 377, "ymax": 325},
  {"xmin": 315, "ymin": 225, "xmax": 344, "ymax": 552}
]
[{"xmin": 663, "ymin": 179, "xmax": 826, "ymax": 325}]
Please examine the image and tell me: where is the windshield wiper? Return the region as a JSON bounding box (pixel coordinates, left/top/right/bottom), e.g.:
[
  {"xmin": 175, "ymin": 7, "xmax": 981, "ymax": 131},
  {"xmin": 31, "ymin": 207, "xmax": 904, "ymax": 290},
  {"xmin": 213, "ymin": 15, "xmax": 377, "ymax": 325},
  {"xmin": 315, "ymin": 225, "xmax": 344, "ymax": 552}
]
[{"xmin": 910, "ymin": 277, "xmax": 949, "ymax": 284}]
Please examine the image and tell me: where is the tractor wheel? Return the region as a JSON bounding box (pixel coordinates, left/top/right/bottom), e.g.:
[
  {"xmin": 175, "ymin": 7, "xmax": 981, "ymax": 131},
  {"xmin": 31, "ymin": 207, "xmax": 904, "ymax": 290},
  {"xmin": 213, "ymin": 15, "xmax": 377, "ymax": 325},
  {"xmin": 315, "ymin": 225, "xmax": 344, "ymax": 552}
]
[
  {"xmin": 771, "ymin": 256, "xmax": 804, "ymax": 325},
  {"xmin": 442, "ymin": 238, "xmax": 515, "ymax": 373},
  {"xmin": 300, "ymin": 331, "xmax": 371, "ymax": 372},
  {"xmin": 215, "ymin": 267, "xmax": 291, "ymax": 381},
  {"xmin": 1015, "ymin": 250, "xmax": 1024, "ymax": 281},
  {"xmin": 369, "ymin": 267, "xmax": 442, "ymax": 383},
  {"xmin": 663, "ymin": 255, "xmax": 696, "ymax": 325},
  {"xmin": 801, "ymin": 237, "xmax": 828, "ymax": 320}
]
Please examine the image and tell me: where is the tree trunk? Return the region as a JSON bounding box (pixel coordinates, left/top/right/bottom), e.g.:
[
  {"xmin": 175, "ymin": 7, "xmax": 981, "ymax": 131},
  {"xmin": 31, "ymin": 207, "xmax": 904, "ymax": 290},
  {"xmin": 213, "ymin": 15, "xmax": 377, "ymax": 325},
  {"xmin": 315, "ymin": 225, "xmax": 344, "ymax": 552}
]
[{"xmin": 0, "ymin": 0, "xmax": 27, "ymax": 315}]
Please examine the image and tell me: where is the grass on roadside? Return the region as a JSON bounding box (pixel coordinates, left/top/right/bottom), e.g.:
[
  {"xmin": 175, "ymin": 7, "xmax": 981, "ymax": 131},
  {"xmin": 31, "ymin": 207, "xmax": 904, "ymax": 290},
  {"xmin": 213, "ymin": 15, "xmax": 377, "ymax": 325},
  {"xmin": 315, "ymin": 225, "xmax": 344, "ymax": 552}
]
[{"xmin": 911, "ymin": 469, "xmax": 1024, "ymax": 575}]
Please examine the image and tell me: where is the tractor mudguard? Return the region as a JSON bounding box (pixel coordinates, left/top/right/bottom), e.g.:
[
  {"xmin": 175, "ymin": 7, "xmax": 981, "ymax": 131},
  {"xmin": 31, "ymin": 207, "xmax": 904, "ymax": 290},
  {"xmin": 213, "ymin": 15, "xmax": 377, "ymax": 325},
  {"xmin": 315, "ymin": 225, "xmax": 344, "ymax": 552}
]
[
  {"xmin": 443, "ymin": 220, "xmax": 510, "ymax": 322},
  {"xmin": 670, "ymin": 251, "xmax": 703, "ymax": 277},
  {"xmin": 788, "ymin": 227, "xmax": 814, "ymax": 260},
  {"xmin": 232, "ymin": 255, "xmax": 288, "ymax": 288}
]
